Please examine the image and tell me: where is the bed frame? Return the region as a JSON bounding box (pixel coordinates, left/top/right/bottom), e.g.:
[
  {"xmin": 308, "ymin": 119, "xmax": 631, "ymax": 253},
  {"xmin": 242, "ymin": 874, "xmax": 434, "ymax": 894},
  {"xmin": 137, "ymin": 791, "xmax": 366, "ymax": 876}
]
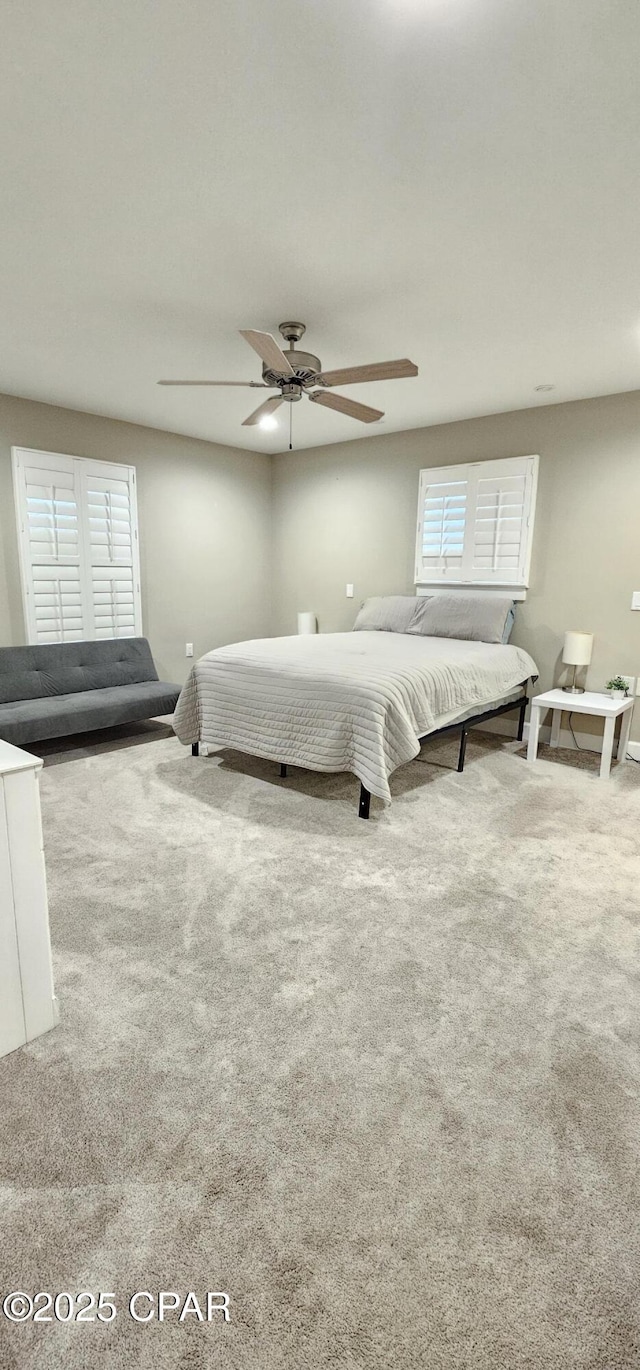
[
  {"xmin": 193, "ymin": 687, "xmax": 529, "ymax": 820},
  {"xmin": 357, "ymin": 688, "xmax": 528, "ymax": 818}
]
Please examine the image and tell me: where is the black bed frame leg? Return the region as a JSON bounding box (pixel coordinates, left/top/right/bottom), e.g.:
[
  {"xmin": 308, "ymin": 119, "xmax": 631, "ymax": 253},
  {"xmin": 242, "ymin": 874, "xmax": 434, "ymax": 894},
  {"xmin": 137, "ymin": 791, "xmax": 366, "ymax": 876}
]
[
  {"xmin": 358, "ymin": 784, "xmax": 371, "ymax": 820},
  {"xmin": 517, "ymin": 697, "xmax": 527, "ymax": 742},
  {"xmin": 279, "ymin": 763, "xmax": 288, "ymax": 778},
  {"xmin": 457, "ymin": 728, "xmax": 468, "ymax": 773},
  {"xmin": 192, "ymin": 742, "xmax": 199, "ymax": 757}
]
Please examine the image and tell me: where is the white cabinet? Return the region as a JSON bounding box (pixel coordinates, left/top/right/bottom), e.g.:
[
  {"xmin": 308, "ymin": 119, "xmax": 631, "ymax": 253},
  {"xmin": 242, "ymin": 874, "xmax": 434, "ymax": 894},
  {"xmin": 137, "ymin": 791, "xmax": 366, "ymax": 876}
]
[{"xmin": 0, "ymin": 740, "xmax": 58, "ymax": 1059}]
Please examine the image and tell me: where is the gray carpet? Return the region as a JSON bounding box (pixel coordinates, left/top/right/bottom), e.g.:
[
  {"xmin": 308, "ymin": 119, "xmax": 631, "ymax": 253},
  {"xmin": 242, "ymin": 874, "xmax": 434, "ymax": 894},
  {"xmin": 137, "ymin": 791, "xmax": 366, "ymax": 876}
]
[{"xmin": 2, "ymin": 729, "xmax": 640, "ymax": 1369}]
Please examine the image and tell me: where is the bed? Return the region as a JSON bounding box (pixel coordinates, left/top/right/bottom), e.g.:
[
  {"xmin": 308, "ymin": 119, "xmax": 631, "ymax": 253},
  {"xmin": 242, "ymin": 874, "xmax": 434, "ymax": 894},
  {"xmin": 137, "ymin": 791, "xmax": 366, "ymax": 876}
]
[{"xmin": 173, "ymin": 601, "xmax": 538, "ymax": 817}]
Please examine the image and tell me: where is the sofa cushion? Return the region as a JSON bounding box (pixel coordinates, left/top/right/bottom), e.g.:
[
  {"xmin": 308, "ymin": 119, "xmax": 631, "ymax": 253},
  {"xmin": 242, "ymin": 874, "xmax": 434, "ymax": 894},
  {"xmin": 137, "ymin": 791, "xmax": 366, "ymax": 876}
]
[
  {"xmin": 0, "ymin": 681, "xmax": 179, "ymax": 746},
  {"xmin": 0, "ymin": 637, "xmax": 160, "ymax": 705}
]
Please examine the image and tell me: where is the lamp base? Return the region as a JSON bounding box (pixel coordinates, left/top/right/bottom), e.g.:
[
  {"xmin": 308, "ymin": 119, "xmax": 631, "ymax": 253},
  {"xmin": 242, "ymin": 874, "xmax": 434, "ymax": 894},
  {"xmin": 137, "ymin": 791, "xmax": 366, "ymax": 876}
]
[{"xmin": 562, "ymin": 685, "xmax": 585, "ymax": 694}]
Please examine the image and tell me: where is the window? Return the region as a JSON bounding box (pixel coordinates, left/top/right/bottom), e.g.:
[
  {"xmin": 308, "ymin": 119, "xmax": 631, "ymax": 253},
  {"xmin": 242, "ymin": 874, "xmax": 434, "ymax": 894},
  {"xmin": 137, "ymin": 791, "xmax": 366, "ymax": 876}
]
[
  {"xmin": 415, "ymin": 455, "xmax": 538, "ymax": 590},
  {"xmin": 12, "ymin": 447, "xmax": 142, "ymax": 644}
]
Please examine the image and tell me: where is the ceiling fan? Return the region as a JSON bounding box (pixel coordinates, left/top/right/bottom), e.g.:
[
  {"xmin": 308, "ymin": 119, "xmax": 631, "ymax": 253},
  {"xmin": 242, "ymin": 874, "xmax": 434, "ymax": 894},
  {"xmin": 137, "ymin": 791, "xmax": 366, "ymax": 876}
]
[{"xmin": 158, "ymin": 322, "xmax": 418, "ymax": 431}]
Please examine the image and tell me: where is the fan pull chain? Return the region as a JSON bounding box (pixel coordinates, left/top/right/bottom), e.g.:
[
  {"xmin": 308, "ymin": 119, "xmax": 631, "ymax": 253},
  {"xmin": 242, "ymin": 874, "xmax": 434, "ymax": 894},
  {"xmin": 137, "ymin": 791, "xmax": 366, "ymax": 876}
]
[{"xmin": 289, "ymin": 404, "xmax": 293, "ymax": 451}]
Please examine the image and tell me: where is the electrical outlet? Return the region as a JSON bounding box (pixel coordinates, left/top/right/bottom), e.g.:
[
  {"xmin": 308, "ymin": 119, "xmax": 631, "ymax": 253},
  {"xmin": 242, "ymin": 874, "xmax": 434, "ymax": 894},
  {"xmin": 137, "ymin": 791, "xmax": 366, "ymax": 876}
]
[
  {"xmin": 186, "ymin": 642, "xmax": 193, "ymax": 658},
  {"xmin": 619, "ymin": 674, "xmax": 637, "ymax": 696},
  {"xmin": 632, "ymin": 592, "xmax": 640, "ymax": 611},
  {"xmin": 346, "ymin": 583, "xmax": 354, "ymax": 598}
]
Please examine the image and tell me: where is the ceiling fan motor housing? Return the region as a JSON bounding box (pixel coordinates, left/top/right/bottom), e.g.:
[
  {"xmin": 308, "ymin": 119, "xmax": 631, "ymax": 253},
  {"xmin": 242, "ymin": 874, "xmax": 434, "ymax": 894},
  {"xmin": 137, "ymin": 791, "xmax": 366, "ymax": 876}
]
[
  {"xmin": 258, "ymin": 320, "xmax": 322, "ymax": 394},
  {"xmin": 262, "ymin": 348, "xmax": 323, "ymax": 392}
]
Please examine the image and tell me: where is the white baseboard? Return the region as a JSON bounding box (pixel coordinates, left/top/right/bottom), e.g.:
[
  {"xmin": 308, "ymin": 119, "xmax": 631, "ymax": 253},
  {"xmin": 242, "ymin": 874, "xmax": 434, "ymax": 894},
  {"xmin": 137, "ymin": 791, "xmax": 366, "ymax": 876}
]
[{"xmin": 482, "ymin": 715, "xmax": 640, "ymax": 759}]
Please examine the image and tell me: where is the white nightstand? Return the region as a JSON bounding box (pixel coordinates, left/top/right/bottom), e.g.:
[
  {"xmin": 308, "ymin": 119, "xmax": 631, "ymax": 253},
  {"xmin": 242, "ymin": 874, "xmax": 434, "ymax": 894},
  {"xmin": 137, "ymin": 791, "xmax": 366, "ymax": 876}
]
[{"xmin": 526, "ymin": 689, "xmax": 635, "ymax": 779}]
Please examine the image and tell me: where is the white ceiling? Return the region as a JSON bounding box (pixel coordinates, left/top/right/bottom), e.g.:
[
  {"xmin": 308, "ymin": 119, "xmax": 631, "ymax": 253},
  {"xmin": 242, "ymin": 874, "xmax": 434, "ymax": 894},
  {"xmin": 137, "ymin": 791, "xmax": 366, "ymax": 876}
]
[{"xmin": 1, "ymin": 0, "xmax": 639, "ymax": 453}]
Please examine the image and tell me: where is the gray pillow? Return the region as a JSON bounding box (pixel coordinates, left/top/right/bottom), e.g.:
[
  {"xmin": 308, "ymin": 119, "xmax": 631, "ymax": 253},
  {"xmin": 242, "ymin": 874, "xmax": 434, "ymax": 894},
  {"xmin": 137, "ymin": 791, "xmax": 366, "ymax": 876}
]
[
  {"xmin": 353, "ymin": 595, "xmax": 419, "ymax": 633},
  {"xmin": 407, "ymin": 594, "xmax": 515, "ymax": 644},
  {"xmin": 502, "ymin": 605, "xmax": 516, "ymax": 643}
]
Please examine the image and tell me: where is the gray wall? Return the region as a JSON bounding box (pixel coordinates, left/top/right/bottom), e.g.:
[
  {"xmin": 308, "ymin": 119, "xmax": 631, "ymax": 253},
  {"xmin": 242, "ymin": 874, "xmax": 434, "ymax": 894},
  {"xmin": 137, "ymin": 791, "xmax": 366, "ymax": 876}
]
[
  {"xmin": 273, "ymin": 389, "xmax": 640, "ymax": 735},
  {"xmin": 2, "ymin": 386, "xmax": 640, "ymax": 740},
  {"xmin": 0, "ymin": 393, "xmax": 272, "ymax": 684}
]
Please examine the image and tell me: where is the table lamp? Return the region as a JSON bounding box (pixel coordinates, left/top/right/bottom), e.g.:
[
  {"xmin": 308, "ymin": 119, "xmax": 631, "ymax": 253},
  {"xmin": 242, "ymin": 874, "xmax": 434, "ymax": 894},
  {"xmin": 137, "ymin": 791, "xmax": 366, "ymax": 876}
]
[{"xmin": 562, "ymin": 630, "xmax": 593, "ymax": 694}]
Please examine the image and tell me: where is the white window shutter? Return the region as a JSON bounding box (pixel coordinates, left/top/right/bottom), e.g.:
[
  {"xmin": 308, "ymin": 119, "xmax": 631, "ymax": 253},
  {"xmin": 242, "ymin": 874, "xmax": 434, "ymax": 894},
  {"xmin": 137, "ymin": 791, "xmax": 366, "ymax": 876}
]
[
  {"xmin": 12, "ymin": 449, "xmax": 142, "ymax": 644},
  {"xmin": 30, "ymin": 566, "xmax": 85, "ymax": 643},
  {"xmin": 78, "ymin": 462, "xmax": 141, "ymax": 639},
  {"xmin": 467, "ymin": 457, "xmax": 537, "ymax": 585},
  {"xmin": 416, "ymin": 455, "xmax": 538, "ymax": 590},
  {"xmin": 13, "ymin": 451, "xmax": 87, "ymax": 643},
  {"xmin": 415, "ymin": 470, "xmax": 469, "ymax": 582}
]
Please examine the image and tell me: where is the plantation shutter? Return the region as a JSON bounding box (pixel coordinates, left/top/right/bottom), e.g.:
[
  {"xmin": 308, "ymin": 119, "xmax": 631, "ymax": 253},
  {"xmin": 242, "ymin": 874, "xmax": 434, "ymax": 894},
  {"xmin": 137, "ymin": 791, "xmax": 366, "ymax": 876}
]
[
  {"xmin": 12, "ymin": 448, "xmax": 141, "ymax": 645},
  {"xmin": 79, "ymin": 462, "xmax": 139, "ymax": 639},
  {"xmin": 472, "ymin": 467, "xmax": 528, "ymax": 578},
  {"xmin": 417, "ymin": 475, "xmax": 468, "ymax": 580},
  {"xmin": 15, "ymin": 452, "xmax": 85, "ymax": 643},
  {"xmin": 415, "ymin": 455, "xmax": 538, "ymax": 588}
]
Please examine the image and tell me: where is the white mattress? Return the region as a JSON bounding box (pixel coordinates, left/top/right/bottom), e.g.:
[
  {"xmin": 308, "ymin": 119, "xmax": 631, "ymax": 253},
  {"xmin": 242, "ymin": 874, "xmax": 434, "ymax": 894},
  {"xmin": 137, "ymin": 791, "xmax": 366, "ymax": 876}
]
[{"xmin": 173, "ymin": 631, "xmax": 538, "ymax": 803}]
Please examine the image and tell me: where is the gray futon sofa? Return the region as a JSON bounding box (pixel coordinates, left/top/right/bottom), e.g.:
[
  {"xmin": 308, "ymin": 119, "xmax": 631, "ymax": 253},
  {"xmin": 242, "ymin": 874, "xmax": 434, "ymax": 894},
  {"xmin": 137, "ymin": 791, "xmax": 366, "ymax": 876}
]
[{"xmin": 0, "ymin": 637, "xmax": 180, "ymax": 747}]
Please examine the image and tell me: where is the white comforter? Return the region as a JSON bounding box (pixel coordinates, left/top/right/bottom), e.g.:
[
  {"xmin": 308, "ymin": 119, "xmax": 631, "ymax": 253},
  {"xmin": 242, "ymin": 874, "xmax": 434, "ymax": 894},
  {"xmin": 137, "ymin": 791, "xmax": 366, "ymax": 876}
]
[{"xmin": 173, "ymin": 632, "xmax": 538, "ymax": 803}]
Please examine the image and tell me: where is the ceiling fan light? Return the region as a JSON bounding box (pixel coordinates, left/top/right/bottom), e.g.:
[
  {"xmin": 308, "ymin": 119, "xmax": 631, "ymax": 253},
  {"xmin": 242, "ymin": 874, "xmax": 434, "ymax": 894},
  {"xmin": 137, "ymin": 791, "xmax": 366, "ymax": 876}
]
[{"xmin": 259, "ymin": 414, "xmax": 279, "ymax": 430}]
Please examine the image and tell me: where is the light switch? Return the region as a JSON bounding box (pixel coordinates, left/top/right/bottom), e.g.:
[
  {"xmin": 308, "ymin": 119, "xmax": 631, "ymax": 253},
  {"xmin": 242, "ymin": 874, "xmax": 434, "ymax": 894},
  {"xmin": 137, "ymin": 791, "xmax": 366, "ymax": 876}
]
[
  {"xmin": 632, "ymin": 592, "xmax": 640, "ymax": 611},
  {"xmin": 186, "ymin": 642, "xmax": 194, "ymax": 657},
  {"xmin": 346, "ymin": 584, "xmax": 354, "ymax": 598}
]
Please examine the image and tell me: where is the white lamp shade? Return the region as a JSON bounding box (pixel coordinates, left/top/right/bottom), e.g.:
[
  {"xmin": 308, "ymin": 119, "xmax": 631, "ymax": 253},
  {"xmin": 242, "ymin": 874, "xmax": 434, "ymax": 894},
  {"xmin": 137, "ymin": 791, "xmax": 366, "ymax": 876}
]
[
  {"xmin": 562, "ymin": 630, "xmax": 593, "ymax": 667},
  {"xmin": 297, "ymin": 611, "xmax": 317, "ymax": 635}
]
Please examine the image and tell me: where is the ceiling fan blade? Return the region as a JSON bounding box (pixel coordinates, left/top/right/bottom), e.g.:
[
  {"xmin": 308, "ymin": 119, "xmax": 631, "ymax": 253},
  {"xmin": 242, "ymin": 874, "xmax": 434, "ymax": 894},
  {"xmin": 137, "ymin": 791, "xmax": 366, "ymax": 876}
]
[
  {"xmin": 317, "ymin": 358, "xmax": 418, "ymax": 387},
  {"xmin": 242, "ymin": 395, "xmax": 285, "ymax": 427},
  {"xmin": 239, "ymin": 329, "xmax": 295, "ymax": 376},
  {"xmin": 158, "ymin": 380, "xmax": 270, "ymax": 387},
  {"xmin": 309, "ymin": 391, "xmax": 383, "ymax": 423}
]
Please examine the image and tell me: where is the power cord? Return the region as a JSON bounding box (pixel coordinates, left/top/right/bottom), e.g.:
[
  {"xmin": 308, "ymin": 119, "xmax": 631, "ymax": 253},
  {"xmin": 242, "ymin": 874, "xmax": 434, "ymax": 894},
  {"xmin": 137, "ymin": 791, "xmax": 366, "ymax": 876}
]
[
  {"xmin": 567, "ymin": 710, "xmax": 640, "ymax": 765},
  {"xmin": 567, "ymin": 713, "xmax": 584, "ymax": 750}
]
